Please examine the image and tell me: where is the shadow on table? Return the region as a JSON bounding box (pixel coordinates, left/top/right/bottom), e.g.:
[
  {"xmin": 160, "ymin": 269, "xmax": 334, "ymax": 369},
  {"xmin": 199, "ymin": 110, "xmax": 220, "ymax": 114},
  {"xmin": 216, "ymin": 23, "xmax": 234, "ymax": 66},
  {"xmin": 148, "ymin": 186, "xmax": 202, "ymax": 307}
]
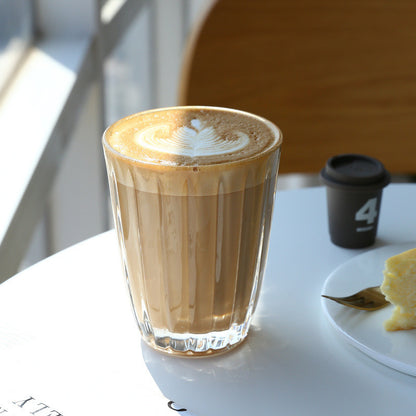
[{"xmin": 141, "ymin": 321, "xmax": 301, "ymax": 415}]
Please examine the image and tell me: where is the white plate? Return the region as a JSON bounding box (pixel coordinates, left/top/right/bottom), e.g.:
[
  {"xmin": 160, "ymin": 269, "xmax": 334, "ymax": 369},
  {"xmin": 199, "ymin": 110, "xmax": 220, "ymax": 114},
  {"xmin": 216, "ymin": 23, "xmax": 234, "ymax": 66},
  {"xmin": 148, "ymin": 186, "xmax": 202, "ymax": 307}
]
[{"xmin": 321, "ymin": 242, "xmax": 416, "ymax": 376}]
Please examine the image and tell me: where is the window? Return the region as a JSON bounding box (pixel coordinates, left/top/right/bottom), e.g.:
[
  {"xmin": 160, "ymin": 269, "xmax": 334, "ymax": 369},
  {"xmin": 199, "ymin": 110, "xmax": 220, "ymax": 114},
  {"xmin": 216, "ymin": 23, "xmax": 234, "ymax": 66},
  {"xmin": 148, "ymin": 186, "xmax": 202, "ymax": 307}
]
[
  {"xmin": 0, "ymin": 0, "xmax": 212, "ymax": 282},
  {"xmin": 0, "ymin": 0, "xmax": 33, "ymax": 94}
]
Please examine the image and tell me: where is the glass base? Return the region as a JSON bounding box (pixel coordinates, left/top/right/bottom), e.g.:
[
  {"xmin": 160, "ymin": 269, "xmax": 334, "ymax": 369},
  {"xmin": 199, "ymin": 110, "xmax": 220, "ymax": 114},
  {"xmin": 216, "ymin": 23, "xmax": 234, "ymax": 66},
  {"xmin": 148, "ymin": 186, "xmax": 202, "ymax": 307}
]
[{"xmin": 140, "ymin": 322, "xmax": 250, "ymax": 357}]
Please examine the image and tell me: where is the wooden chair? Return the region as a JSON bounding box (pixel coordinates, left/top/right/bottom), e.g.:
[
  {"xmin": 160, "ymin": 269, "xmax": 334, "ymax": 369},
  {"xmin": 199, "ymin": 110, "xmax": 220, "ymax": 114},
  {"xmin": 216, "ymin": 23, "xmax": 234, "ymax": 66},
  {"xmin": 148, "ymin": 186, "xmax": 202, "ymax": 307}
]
[{"xmin": 179, "ymin": 0, "xmax": 416, "ymax": 178}]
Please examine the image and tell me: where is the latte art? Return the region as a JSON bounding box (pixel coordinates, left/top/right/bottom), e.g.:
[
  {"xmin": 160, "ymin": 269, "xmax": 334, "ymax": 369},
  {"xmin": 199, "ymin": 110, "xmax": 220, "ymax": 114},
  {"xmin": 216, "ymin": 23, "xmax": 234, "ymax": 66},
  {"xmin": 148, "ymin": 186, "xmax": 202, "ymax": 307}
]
[
  {"xmin": 104, "ymin": 106, "xmax": 281, "ymax": 168},
  {"xmin": 135, "ymin": 118, "xmax": 250, "ymax": 157}
]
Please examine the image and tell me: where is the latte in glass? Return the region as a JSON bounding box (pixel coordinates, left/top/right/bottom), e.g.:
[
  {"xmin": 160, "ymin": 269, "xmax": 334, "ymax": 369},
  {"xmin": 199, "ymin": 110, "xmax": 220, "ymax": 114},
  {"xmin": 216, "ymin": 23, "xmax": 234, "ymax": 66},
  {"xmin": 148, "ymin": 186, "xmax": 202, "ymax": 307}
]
[{"xmin": 103, "ymin": 106, "xmax": 282, "ymax": 356}]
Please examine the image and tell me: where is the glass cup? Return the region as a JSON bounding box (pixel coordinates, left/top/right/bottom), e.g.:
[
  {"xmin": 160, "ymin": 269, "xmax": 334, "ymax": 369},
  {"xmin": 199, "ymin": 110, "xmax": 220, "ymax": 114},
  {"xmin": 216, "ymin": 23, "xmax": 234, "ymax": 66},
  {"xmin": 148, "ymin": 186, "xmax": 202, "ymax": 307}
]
[{"xmin": 103, "ymin": 106, "xmax": 282, "ymax": 356}]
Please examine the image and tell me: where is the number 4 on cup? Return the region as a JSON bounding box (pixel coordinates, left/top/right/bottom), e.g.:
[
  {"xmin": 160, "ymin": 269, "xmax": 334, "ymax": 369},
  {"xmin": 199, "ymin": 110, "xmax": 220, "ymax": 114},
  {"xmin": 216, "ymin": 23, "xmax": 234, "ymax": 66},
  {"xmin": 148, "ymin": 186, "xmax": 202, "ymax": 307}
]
[{"xmin": 355, "ymin": 197, "xmax": 378, "ymax": 224}]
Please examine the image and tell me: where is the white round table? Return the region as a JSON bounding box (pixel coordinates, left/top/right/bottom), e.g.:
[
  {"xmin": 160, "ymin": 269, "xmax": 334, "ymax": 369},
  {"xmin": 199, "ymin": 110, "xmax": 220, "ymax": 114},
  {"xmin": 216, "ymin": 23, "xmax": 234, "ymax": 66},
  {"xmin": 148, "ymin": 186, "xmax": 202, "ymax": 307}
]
[{"xmin": 0, "ymin": 184, "xmax": 415, "ymax": 415}]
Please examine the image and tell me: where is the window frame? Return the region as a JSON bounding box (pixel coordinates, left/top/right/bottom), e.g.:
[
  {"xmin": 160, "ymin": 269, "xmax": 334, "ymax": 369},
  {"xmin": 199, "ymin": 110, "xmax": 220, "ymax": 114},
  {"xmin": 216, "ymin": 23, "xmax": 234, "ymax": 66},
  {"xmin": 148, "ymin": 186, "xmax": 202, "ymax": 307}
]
[{"xmin": 0, "ymin": 0, "xmax": 148, "ymax": 282}]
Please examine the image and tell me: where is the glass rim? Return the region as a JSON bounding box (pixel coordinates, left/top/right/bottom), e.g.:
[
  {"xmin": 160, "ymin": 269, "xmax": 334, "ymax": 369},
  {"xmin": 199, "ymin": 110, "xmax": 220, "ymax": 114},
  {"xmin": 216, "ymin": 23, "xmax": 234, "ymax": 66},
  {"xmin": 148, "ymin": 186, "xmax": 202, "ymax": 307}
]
[{"xmin": 102, "ymin": 105, "xmax": 282, "ymax": 169}]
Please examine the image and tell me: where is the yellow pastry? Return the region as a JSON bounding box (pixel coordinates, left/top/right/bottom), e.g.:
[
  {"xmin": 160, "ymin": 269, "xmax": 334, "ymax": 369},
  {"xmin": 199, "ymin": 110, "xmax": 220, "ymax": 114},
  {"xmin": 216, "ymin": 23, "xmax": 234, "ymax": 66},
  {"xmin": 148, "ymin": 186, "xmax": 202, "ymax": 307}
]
[{"xmin": 380, "ymin": 248, "xmax": 416, "ymax": 331}]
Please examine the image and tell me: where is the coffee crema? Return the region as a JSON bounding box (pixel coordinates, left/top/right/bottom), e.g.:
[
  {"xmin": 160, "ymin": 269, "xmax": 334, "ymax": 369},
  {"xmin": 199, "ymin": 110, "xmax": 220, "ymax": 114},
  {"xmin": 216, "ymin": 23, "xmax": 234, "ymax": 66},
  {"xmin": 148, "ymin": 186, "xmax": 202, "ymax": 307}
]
[
  {"xmin": 105, "ymin": 106, "xmax": 279, "ymax": 165},
  {"xmin": 104, "ymin": 106, "xmax": 281, "ymax": 196}
]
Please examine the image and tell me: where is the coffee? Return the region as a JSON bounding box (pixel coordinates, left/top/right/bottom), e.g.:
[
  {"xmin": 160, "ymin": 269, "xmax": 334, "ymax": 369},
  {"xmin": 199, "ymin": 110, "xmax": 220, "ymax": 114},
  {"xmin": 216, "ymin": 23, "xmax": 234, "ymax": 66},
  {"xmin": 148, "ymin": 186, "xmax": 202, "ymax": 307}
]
[{"xmin": 103, "ymin": 106, "xmax": 282, "ymax": 356}]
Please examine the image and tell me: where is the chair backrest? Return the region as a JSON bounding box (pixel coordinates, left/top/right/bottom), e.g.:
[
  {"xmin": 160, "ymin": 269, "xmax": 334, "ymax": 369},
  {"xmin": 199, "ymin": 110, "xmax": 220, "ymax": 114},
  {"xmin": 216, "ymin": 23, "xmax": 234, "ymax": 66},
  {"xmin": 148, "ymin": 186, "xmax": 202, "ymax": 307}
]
[{"xmin": 179, "ymin": 0, "xmax": 416, "ymax": 175}]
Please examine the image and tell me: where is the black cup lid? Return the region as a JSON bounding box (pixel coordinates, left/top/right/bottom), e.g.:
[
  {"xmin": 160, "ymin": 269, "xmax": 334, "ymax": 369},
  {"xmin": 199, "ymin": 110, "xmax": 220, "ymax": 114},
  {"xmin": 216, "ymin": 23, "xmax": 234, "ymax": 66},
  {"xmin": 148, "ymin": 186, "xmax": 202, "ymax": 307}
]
[{"xmin": 320, "ymin": 154, "xmax": 391, "ymax": 189}]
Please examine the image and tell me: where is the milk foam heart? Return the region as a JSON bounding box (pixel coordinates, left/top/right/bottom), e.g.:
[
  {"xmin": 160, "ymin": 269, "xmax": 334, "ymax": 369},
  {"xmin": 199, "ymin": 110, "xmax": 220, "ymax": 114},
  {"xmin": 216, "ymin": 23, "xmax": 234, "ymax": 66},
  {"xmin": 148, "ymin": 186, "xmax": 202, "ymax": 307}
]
[{"xmin": 135, "ymin": 118, "xmax": 250, "ymax": 157}]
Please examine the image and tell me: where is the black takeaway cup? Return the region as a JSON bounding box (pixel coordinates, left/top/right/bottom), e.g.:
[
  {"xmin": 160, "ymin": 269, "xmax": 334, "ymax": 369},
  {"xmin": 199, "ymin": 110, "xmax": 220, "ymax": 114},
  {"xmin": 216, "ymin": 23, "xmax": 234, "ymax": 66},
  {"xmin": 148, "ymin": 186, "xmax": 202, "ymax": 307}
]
[{"xmin": 320, "ymin": 154, "xmax": 390, "ymax": 248}]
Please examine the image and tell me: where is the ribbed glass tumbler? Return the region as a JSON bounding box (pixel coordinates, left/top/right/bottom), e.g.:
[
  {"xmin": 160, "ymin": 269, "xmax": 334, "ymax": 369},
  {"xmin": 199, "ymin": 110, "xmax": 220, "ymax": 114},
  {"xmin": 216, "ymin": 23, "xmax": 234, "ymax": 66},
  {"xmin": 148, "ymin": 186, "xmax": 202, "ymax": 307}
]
[{"xmin": 103, "ymin": 106, "xmax": 282, "ymax": 356}]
